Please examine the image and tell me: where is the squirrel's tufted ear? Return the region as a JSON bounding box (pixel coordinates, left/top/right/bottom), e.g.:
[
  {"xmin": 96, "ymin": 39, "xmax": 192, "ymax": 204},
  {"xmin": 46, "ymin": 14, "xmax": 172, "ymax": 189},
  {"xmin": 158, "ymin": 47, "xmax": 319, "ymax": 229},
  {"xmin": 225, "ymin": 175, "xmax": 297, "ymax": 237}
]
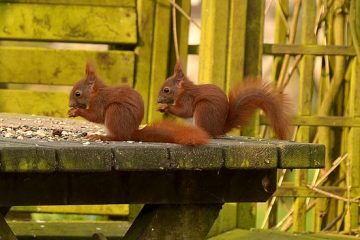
[
  {"xmin": 85, "ymin": 62, "xmax": 96, "ymax": 75},
  {"xmin": 85, "ymin": 62, "xmax": 97, "ymax": 88},
  {"xmin": 174, "ymin": 61, "xmax": 184, "ymax": 87}
]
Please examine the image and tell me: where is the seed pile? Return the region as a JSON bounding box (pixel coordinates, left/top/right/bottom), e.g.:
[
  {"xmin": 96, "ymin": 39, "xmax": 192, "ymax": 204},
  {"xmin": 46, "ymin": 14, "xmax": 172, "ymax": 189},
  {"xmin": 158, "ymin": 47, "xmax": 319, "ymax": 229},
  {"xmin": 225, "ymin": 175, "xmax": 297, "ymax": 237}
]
[{"xmin": 0, "ymin": 114, "xmax": 106, "ymax": 144}]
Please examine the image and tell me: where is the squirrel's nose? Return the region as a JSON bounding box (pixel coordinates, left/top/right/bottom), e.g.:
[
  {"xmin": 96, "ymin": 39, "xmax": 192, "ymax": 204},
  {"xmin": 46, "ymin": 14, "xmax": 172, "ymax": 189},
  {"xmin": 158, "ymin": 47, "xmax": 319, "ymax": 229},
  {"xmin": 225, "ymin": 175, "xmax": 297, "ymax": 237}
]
[{"xmin": 157, "ymin": 96, "xmax": 163, "ymax": 103}]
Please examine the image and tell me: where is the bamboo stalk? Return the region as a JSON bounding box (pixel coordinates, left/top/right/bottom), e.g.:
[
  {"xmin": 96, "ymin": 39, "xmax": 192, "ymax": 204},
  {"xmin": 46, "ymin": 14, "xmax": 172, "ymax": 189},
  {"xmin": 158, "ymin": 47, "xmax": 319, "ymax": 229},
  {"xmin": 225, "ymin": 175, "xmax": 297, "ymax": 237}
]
[
  {"xmin": 171, "ymin": 0, "xmax": 180, "ymax": 61},
  {"xmin": 167, "ymin": 0, "xmax": 201, "ymax": 30},
  {"xmin": 314, "ymin": 153, "xmax": 348, "ymax": 187},
  {"xmin": 279, "ymin": 54, "xmax": 303, "ymax": 92},
  {"xmin": 274, "ymin": 0, "xmax": 289, "ymax": 35},
  {"xmin": 345, "ymin": 152, "xmax": 352, "ymax": 233},
  {"xmin": 306, "ymin": 185, "xmax": 359, "ymax": 203},
  {"xmin": 278, "ymin": 200, "xmax": 317, "ymax": 231},
  {"xmin": 260, "ymin": 169, "xmax": 287, "ymax": 229},
  {"xmin": 276, "ymin": 0, "xmax": 302, "ymax": 89}
]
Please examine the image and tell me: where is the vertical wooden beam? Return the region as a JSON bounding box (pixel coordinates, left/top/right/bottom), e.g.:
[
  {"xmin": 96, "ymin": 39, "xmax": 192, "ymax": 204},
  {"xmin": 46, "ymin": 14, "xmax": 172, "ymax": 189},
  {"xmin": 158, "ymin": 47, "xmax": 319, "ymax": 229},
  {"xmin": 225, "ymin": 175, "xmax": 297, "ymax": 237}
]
[
  {"xmin": 243, "ymin": 0, "xmax": 265, "ymax": 78},
  {"xmin": 198, "ymin": 0, "xmax": 229, "ymax": 88},
  {"xmin": 225, "ymin": 0, "xmax": 247, "ymax": 91},
  {"xmin": 123, "ymin": 204, "xmax": 222, "ymax": 240},
  {"xmin": 135, "ymin": 0, "xmax": 156, "ymax": 123},
  {"xmin": 271, "ymin": 0, "xmax": 289, "ymax": 82},
  {"xmin": 240, "ymin": 0, "xmax": 265, "ymax": 138},
  {"xmin": 345, "ymin": 59, "xmax": 360, "ymax": 232},
  {"xmin": 294, "ymin": 0, "xmax": 315, "ymax": 233},
  {"xmin": 147, "ymin": 0, "xmax": 172, "ymax": 122},
  {"xmin": 267, "ymin": 0, "xmax": 289, "ymax": 229},
  {"xmin": 235, "ymin": 0, "xmax": 265, "ymax": 229},
  {"xmin": 345, "ymin": 0, "xmax": 360, "ymax": 231}
]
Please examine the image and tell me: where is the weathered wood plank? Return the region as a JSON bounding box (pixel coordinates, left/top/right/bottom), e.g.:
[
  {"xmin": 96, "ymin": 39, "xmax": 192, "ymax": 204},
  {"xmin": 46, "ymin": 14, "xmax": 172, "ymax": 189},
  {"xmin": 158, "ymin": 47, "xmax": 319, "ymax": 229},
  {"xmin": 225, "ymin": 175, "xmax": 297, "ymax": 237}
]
[
  {"xmin": 0, "ymin": 47, "xmax": 135, "ymax": 86},
  {"xmin": 226, "ymin": 0, "xmax": 247, "ymax": 91},
  {"xmin": 168, "ymin": 145, "xmax": 224, "ymax": 169},
  {"xmin": 113, "ymin": 144, "xmax": 170, "ymax": 170},
  {"xmin": 0, "ymin": 90, "xmax": 69, "ymax": 117},
  {"xmin": 261, "ymin": 115, "xmax": 360, "ymax": 127},
  {"xmin": 198, "ymin": 0, "xmax": 229, "ymax": 88},
  {"xmin": 12, "ymin": 204, "xmax": 129, "ymax": 216},
  {"xmin": 0, "ymin": 173, "xmax": 68, "ymax": 205},
  {"xmin": 294, "ymin": 0, "xmax": 316, "ymax": 232},
  {"xmin": 56, "ymin": 145, "xmax": 114, "ymax": 171},
  {"xmin": 0, "ymin": 0, "xmax": 135, "ymax": 7},
  {"xmin": 147, "ymin": 0, "xmax": 172, "ymax": 122},
  {"xmin": 0, "ymin": 170, "xmax": 275, "ymax": 205},
  {"xmin": 345, "ymin": 57, "xmax": 360, "ymax": 230},
  {"xmin": 222, "ymin": 143, "xmax": 277, "ymax": 169},
  {"xmin": 123, "ymin": 204, "xmax": 222, "ymax": 240},
  {"xmin": 275, "ymin": 186, "xmax": 360, "ymax": 198},
  {"xmin": 0, "ymin": 3, "xmax": 137, "ymax": 43},
  {"xmin": 188, "ymin": 43, "xmax": 355, "ymax": 57},
  {"xmin": 219, "ymin": 137, "xmax": 325, "ymax": 169},
  {"xmin": 208, "ymin": 229, "xmax": 359, "ymax": 240},
  {"xmin": 0, "ymin": 214, "xmax": 17, "ymax": 240},
  {"xmin": 9, "ymin": 221, "xmax": 130, "ymax": 238},
  {"xmin": 0, "ymin": 137, "xmax": 325, "ymax": 172},
  {"xmin": 0, "ymin": 145, "xmax": 57, "ymax": 172},
  {"xmin": 264, "ymin": 44, "xmax": 356, "ymax": 56},
  {"xmin": 114, "ymin": 143, "xmax": 224, "ymax": 170},
  {"xmin": 276, "ymin": 142, "xmax": 325, "ymax": 169},
  {"xmin": 134, "ymin": 0, "xmax": 156, "ymax": 123}
]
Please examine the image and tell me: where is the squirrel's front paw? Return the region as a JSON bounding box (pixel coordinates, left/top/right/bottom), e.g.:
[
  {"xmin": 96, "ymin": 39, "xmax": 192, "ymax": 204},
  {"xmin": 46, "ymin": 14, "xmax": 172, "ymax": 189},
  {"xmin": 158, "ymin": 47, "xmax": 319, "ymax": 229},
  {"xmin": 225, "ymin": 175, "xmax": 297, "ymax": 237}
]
[
  {"xmin": 157, "ymin": 104, "xmax": 169, "ymax": 113},
  {"xmin": 68, "ymin": 108, "xmax": 80, "ymax": 117}
]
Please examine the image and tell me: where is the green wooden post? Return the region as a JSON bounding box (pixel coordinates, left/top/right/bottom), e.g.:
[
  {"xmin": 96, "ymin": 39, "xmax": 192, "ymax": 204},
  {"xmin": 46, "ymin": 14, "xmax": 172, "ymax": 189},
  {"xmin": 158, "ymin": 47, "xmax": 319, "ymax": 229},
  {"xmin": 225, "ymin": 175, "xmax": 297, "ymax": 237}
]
[
  {"xmin": 266, "ymin": 0, "xmax": 289, "ymax": 229},
  {"xmin": 345, "ymin": 59, "xmax": 360, "ymax": 232},
  {"xmin": 294, "ymin": 0, "xmax": 315, "ymax": 233},
  {"xmin": 198, "ymin": 0, "xmax": 229, "ymax": 88},
  {"xmin": 147, "ymin": 0, "xmax": 172, "ymax": 122},
  {"xmin": 271, "ymin": 0, "xmax": 289, "ymax": 83},
  {"xmin": 134, "ymin": 0, "xmax": 157, "ymax": 123},
  {"xmin": 236, "ymin": 0, "xmax": 265, "ymax": 229},
  {"xmin": 345, "ymin": 0, "xmax": 360, "ymax": 232},
  {"xmin": 225, "ymin": 0, "xmax": 247, "ymax": 91}
]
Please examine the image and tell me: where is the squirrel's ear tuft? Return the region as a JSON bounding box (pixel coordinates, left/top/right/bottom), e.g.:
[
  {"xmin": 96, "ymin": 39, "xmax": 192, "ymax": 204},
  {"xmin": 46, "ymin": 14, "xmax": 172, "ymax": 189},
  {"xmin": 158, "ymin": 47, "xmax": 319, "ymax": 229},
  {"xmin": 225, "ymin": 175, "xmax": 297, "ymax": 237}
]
[
  {"xmin": 174, "ymin": 60, "xmax": 183, "ymax": 74},
  {"xmin": 85, "ymin": 62, "xmax": 97, "ymax": 87},
  {"xmin": 174, "ymin": 60, "xmax": 184, "ymax": 84},
  {"xmin": 85, "ymin": 62, "xmax": 96, "ymax": 76}
]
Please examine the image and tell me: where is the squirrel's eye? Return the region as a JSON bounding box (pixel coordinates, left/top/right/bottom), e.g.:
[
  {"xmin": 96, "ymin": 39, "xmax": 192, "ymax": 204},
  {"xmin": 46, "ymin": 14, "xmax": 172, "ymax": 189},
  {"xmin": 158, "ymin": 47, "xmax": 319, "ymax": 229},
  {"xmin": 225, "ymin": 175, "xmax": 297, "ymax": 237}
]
[
  {"xmin": 163, "ymin": 87, "xmax": 170, "ymax": 93},
  {"xmin": 75, "ymin": 91, "xmax": 81, "ymax": 97}
]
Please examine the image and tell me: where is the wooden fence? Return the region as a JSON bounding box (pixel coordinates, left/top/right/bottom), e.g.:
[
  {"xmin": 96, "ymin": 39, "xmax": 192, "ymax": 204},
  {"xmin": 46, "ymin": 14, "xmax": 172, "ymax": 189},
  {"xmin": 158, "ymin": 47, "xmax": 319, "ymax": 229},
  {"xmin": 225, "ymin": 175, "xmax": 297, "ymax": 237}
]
[
  {"xmin": 0, "ymin": 0, "xmax": 359, "ymax": 237},
  {"xmin": 188, "ymin": 0, "xmax": 359, "ymax": 235}
]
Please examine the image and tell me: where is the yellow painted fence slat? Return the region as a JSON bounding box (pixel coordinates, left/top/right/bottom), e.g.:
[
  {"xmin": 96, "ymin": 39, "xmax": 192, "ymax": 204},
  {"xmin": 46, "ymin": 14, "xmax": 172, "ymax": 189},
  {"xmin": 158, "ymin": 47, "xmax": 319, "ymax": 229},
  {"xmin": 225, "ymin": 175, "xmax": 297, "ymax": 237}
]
[
  {"xmin": 0, "ymin": 47, "xmax": 134, "ymax": 86},
  {"xmin": 0, "ymin": 3, "xmax": 137, "ymax": 43}
]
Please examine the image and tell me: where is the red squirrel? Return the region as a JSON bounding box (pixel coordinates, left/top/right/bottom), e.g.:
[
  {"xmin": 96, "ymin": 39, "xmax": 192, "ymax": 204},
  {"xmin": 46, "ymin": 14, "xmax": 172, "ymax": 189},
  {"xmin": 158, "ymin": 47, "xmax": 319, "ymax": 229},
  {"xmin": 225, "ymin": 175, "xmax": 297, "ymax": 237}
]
[
  {"xmin": 157, "ymin": 62, "xmax": 291, "ymax": 139},
  {"xmin": 68, "ymin": 63, "xmax": 209, "ymax": 145}
]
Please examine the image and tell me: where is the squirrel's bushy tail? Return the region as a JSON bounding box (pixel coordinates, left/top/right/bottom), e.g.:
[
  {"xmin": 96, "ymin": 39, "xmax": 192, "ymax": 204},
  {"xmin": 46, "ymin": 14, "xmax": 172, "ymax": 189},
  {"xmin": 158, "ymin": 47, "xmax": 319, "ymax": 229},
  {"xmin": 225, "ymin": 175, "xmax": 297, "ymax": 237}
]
[
  {"xmin": 132, "ymin": 120, "xmax": 209, "ymax": 145},
  {"xmin": 224, "ymin": 78, "xmax": 291, "ymax": 140}
]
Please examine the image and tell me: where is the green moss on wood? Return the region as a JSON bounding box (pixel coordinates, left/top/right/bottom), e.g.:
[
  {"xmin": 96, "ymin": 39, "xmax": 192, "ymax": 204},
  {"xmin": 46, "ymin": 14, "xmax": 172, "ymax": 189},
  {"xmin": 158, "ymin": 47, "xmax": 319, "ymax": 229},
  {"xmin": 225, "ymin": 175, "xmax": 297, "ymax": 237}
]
[
  {"xmin": 0, "ymin": 47, "xmax": 135, "ymax": 86},
  {"xmin": 56, "ymin": 146, "xmax": 114, "ymax": 171},
  {"xmin": 0, "ymin": 146, "xmax": 56, "ymax": 172},
  {"xmin": 114, "ymin": 144, "xmax": 169, "ymax": 170},
  {"xmin": 0, "ymin": 3, "xmax": 136, "ymax": 43}
]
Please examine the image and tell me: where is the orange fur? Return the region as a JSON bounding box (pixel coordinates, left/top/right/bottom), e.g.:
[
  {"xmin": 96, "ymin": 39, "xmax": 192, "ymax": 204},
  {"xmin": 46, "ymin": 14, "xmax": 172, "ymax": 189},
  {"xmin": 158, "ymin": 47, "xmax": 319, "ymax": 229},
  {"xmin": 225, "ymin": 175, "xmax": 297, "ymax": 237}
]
[
  {"xmin": 157, "ymin": 62, "xmax": 291, "ymax": 140},
  {"xmin": 69, "ymin": 62, "xmax": 209, "ymax": 145},
  {"xmin": 132, "ymin": 120, "xmax": 209, "ymax": 145}
]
